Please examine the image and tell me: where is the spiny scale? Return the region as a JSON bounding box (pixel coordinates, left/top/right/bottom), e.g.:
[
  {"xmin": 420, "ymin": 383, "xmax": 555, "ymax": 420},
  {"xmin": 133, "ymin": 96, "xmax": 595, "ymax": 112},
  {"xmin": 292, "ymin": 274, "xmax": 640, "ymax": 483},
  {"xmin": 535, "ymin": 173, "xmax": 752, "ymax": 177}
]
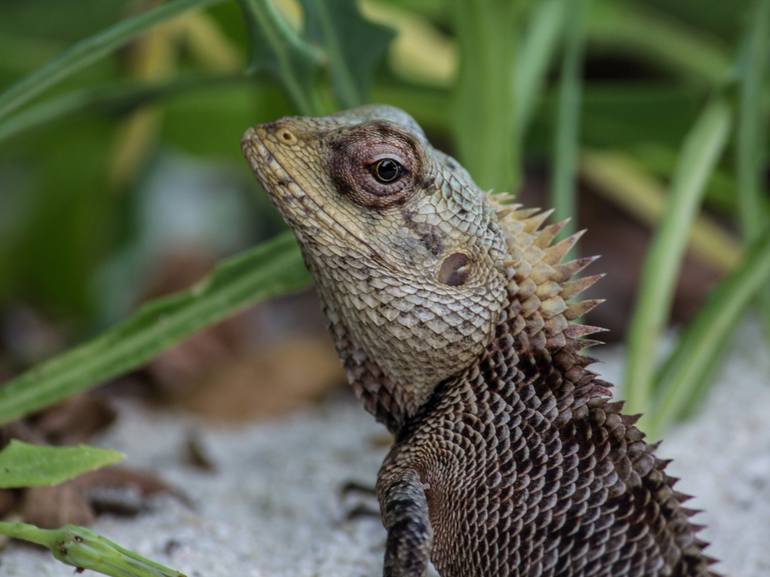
[{"xmin": 490, "ymin": 194, "xmax": 605, "ymax": 350}]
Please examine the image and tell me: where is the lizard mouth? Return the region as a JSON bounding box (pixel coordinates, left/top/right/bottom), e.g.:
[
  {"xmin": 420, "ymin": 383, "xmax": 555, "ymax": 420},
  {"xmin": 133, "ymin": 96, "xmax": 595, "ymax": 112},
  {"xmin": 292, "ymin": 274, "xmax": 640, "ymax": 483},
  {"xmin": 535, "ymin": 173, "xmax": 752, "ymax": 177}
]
[{"xmin": 241, "ymin": 127, "xmax": 395, "ymax": 269}]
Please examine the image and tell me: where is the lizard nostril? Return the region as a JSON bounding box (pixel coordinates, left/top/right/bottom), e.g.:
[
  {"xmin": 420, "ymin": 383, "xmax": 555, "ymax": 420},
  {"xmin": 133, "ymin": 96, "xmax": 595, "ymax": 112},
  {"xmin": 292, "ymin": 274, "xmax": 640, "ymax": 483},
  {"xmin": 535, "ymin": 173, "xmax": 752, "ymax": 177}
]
[{"xmin": 277, "ymin": 127, "xmax": 298, "ymax": 145}]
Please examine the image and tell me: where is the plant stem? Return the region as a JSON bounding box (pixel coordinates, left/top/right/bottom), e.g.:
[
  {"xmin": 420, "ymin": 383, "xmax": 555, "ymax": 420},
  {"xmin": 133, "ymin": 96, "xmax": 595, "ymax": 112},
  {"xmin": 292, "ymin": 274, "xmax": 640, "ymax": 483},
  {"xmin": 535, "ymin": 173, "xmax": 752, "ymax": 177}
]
[
  {"xmin": 303, "ymin": 2, "xmax": 360, "ymax": 108},
  {"xmin": 587, "ymin": 1, "xmax": 731, "ymax": 85},
  {"xmin": 648, "ymin": 228, "xmax": 770, "ymax": 437},
  {"xmin": 623, "ymin": 97, "xmax": 731, "ymax": 419},
  {"xmin": 581, "ymin": 151, "xmax": 742, "ymax": 273},
  {"xmin": 515, "ymin": 0, "xmax": 565, "ymax": 149},
  {"xmin": 0, "ymin": 0, "xmax": 224, "ymax": 122},
  {"xmin": 0, "ymin": 522, "xmax": 185, "ymax": 577},
  {"xmin": 238, "ymin": 0, "xmax": 325, "ymax": 115},
  {"xmin": 0, "ymin": 73, "xmax": 253, "ymax": 143},
  {"xmin": 451, "ymin": 0, "xmax": 520, "ymax": 193},
  {"xmin": 736, "ymin": 0, "xmax": 770, "ymax": 338},
  {"xmin": 550, "ymin": 0, "xmax": 588, "ymax": 239}
]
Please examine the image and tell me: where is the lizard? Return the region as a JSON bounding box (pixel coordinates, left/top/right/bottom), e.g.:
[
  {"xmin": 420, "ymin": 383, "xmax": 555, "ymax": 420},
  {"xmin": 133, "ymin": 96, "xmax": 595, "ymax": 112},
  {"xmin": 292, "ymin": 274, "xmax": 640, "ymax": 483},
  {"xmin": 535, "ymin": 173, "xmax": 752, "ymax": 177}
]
[{"xmin": 241, "ymin": 105, "xmax": 719, "ymax": 577}]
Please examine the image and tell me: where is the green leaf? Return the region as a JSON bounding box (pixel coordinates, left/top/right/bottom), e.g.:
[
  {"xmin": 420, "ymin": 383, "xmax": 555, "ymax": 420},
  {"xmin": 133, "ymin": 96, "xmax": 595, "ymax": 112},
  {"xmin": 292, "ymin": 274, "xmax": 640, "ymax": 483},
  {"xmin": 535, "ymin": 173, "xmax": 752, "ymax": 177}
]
[
  {"xmin": 580, "ymin": 151, "xmax": 741, "ymax": 274},
  {"xmin": 587, "ymin": 1, "xmax": 731, "ymax": 85},
  {"xmin": 0, "ymin": 73, "xmax": 253, "ymax": 145},
  {"xmin": 515, "ymin": 0, "xmax": 566, "ymax": 145},
  {"xmin": 623, "ymin": 97, "xmax": 731, "ymax": 419},
  {"xmin": 0, "ymin": 522, "xmax": 185, "ymax": 577},
  {"xmin": 735, "ymin": 0, "xmax": 770, "ymax": 338},
  {"xmin": 300, "ymin": 0, "xmax": 395, "ymax": 108},
  {"xmin": 9, "ymin": 118, "xmax": 115, "ymax": 320},
  {"xmin": 550, "ymin": 0, "xmax": 588, "ymax": 240},
  {"xmin": 238, "ymin": 0, "xmax": 325, "ymax": 115},
  {"xmin": 0, "ymin": 441, "xmax": 123, "ymax": 488},
  {"xmin": 648, "ymin": 228, "xmax": 770, "ymax": 437},
  {"xmin": 0, "ymin": 0, "xmax": 225, "ymax": 123},
  {"xmin": 0, "ymin": 232, "xmax": 310, "ymax": 425},
  {"xmin": 450, "ymin": 0, "xmax": 522, "ymax": 192}
]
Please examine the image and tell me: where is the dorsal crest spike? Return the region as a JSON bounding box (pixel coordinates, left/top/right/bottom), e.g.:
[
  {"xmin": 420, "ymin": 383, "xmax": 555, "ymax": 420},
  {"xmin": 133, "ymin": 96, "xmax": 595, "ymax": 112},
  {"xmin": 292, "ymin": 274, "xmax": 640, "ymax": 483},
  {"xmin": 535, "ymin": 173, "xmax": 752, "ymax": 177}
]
[
  {"xmin": 565, "ymin": 299, "xmax": 605, "ymax": 320},
  {"xmin": 578, "ymin": 338, "xmax": 605, "ymax": 349},
  {"xmin": 496, "ymin": 204, "xmax": 523, "ymax": 218},
  {"xmin": 535, "ymin": 219, "xmax": 571, "ymax": 248},
  {"xmin": 522, "ymin": 208, "xmax": 554, "ymax": 233},
  {"xmin": 564, "ymin": 324, "xmax": 609, "ymax": 339},
  {"xmin": 560, "ymin": 274, "xmax": 606, "ymax": 299},
  {"xmin": 492, "ymin": 192, "xmax": 517, "ymax": 204},
  {"xmin": 543, "ymin": 229, "xmax": 587, "ymax": 264},
  {"xmin": 555, "ymin": 255, "xmax": 601, "ymax": 281},
  {"xmin": 507, "ymin": 207, "xmax": 541, "ymax": 221}
]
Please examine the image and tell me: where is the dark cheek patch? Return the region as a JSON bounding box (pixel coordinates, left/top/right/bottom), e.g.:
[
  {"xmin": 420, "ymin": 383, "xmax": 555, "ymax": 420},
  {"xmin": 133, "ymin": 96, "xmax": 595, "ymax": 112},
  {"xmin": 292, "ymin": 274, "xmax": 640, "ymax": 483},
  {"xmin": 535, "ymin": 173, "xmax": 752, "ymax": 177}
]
[
  {"xmin": 419, "ymin": 229, "xmax": 444, "ymax": 256},
  {"xmin": 438, "ymin": 252, "xmax": 471, "ymax": 287},
  {"xmin": 400, "ymin": 207, "xmax": 444, "ymax": 256}
]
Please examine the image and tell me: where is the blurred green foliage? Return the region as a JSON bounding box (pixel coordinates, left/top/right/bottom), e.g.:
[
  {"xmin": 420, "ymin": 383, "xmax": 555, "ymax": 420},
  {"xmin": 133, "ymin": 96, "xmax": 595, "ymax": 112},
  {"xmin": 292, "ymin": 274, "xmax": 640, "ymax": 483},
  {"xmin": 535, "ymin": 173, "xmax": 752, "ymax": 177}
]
[
  {"xmin": 0, "ymin": 0, "xmax": 769, "ymax": 440},
  {"xmin": 0, "ymin": 440, "xmax": 122, "ymax": 489}
]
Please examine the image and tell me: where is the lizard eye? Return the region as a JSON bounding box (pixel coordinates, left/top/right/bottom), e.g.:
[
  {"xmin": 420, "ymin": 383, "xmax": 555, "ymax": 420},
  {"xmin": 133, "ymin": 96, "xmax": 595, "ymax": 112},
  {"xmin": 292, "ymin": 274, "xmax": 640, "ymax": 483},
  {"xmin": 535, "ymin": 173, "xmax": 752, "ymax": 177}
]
[
  {"xmin": 330, "ymin": 122, "xmax": 422, "ymax": 208},
  {"xmin": 370, "ymin": 158, "xmax": 403, "ymax": 184}
]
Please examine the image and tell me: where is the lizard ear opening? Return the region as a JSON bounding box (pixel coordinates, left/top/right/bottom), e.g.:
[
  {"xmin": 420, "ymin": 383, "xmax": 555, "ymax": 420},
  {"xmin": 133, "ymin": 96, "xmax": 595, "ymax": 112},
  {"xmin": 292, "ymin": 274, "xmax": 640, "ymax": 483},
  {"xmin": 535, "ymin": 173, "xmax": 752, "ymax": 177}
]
[{"xmin": 438, "ymin": 252, "xmax": 471, "ymax": 287}]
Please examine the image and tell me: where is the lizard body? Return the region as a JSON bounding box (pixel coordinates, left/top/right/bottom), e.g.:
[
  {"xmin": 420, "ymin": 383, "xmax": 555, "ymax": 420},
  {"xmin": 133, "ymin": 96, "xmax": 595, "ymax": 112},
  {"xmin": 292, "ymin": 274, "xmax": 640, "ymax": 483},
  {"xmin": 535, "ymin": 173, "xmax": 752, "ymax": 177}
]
[{"xmin": 241, "ymin": 105, "xmax": 718, "ymax": 577}]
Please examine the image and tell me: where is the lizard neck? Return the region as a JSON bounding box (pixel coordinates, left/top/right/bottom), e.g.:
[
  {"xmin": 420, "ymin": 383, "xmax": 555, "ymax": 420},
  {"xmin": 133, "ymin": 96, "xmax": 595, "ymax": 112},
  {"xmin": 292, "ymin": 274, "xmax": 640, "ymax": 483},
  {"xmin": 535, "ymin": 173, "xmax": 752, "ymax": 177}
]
[
  {"xmin": 315, "ymin": 196, "xmax": 607, "ymax": 435},
  {"xmin": 476, "ymin": 195, "xmax": 610, "ymax": 409}
]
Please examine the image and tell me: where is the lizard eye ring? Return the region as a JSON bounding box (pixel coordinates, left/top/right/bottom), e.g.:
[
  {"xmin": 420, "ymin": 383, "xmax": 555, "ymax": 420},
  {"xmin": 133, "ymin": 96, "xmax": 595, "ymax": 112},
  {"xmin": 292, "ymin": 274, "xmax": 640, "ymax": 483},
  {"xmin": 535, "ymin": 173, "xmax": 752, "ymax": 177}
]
[
  {"xmin": 370, "ymin": 158, "xmax": 403, "ymax": 184},
  {"xmin": 330, "ymin": 122, "xmax": 422, "ymax": 208}
]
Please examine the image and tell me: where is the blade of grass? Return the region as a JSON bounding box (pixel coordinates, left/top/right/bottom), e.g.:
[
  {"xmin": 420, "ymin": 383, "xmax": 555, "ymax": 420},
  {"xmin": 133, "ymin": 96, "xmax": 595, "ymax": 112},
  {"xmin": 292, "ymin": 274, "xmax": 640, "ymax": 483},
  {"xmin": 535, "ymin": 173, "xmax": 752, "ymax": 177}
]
[
  {"xmin": 550, "ymin": 0, "xmax": 588, "ymax": 239},
  {"xmin": 0, "ymin": 73, "xmax": 253, "ymax": 143},
  {"xmin": 177, "ymin": 11, "xmax": 244, "ymax": 72},
  {"xmin": 450, "ymin": 0, "xmax": 520, "ymax": 192},
  {"xmin": 0, "ymin": 522, "xmax": 185, "ymax": 577},
  {"xmin": 631, "ymin": 143, "xmax": 739, "ymax": 216},
  {"xmin": 0, "ymin": 232, "xmax": 310, "ymax": 425},
  {"xmin": 515, "ymin": 0, "xmax": 566, "ymax": 147},
  {"xmin": 580, "ymin": 151, "xmax": 742, "ymax": 273},
  {"xmin": 736, "ymin": 0, "xmax": 770, "ymax": 338},
  {"xmin": 588, "ymin": 1, "xmax": 731, "ymax": 85},
  {"xmin": 623, "ymin": 97, "xmax": 731, "ymax": 418},
  {"xmin": 648, "ymin": 228, "xmax": 770, "ymax": 437},
  {"xmin": 0, "ymin": 0, "xmax": 224, "ymax": 123}
]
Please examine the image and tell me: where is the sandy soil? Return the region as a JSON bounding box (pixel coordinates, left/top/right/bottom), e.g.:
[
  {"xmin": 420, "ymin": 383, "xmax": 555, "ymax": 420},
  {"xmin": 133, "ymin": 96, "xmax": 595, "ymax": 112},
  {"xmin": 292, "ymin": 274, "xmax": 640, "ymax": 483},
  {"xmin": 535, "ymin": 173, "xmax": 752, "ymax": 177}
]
[{"xmin": 2, "ymin": 322, "xmax": 769, "ymax": 577}]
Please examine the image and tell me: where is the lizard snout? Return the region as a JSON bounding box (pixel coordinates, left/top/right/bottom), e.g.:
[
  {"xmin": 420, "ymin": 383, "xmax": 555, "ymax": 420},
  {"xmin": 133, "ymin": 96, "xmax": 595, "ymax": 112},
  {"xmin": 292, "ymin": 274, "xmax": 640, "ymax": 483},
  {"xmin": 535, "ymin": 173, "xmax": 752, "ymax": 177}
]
[{"xmin": 241, "ymin": 126, "xmax": 258, "ymax": 144}]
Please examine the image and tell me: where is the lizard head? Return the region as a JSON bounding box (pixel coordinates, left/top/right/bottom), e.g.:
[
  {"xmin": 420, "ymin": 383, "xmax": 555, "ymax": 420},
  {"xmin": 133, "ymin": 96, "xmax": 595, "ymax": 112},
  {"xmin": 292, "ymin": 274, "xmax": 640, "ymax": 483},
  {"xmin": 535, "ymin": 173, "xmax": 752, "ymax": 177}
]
[{"xmin": 242, "ymin": 105, "xmax": 511, "ymax": 425}]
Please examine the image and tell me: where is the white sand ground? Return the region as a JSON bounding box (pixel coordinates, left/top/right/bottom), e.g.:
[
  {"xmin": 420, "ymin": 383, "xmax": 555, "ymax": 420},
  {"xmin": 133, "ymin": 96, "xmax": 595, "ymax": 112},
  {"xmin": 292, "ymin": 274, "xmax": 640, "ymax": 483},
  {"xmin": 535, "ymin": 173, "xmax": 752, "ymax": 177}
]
[{"xmin": 2, "ymin": 322, "xmax": 769, "ymax": 577}]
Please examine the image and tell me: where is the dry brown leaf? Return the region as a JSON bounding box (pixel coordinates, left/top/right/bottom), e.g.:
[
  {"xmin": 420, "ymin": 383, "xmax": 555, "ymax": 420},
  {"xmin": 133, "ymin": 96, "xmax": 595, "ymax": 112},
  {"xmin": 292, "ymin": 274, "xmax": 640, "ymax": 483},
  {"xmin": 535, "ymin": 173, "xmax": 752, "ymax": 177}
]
[
  {"xmin": 0, "ymin": 489, "xmax": 18, "ymax": 518},
  {"xmin": 33, "ymin": 393, "xmax": 117, "ymax": 445},
  {"xmin": 19, "ymin": 465, "xmax": 186, "ymax": 527},
  {"xmin": 180, "ymin": 337, "xmax": 345, "ymax": 422},
  {"xmin": 22, "ymin": 484, "xmax": 94, "ymax": 528}
]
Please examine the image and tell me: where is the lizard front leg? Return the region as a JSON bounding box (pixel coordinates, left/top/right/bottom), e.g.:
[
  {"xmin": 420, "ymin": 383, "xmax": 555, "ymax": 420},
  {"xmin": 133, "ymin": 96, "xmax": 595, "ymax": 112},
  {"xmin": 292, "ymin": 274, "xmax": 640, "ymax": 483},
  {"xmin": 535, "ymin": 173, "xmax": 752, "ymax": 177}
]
[{"xmin": 378, "ymin": 469, "xmax": 433, "ymax": 577}]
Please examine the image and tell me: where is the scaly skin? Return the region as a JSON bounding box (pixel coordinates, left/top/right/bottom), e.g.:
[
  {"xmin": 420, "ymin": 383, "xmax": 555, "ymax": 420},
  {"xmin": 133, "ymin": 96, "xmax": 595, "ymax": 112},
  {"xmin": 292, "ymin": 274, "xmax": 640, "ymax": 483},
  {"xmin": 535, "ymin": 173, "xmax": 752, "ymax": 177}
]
[{"xmin": 241, "ymin": 105, "xmax": 719, "ymax": 577}]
